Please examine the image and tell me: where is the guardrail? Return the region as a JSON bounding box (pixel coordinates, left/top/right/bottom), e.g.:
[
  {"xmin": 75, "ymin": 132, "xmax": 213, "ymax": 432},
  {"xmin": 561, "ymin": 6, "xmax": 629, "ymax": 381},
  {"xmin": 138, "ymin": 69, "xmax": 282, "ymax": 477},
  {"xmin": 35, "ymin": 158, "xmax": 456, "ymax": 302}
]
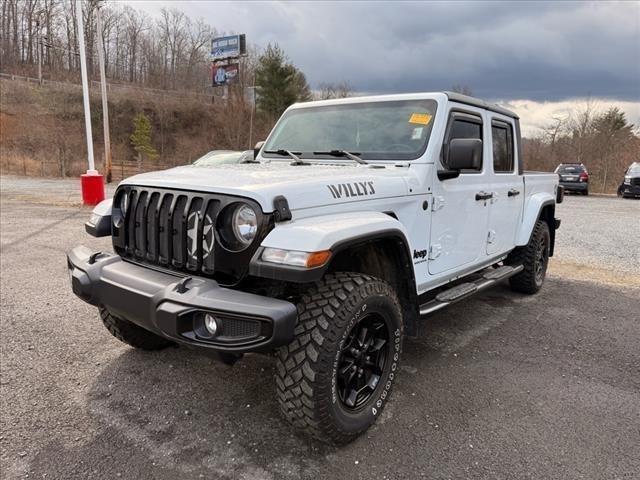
[{"xmin": 0, "ymin": 72, "xmax": 213, "ymax": 102}]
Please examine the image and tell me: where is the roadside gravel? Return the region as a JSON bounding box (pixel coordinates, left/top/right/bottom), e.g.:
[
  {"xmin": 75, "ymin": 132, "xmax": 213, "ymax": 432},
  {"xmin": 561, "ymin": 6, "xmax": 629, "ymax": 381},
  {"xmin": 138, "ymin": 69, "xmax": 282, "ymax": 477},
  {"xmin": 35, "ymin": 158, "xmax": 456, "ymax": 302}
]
[
  {"xmin": 554, "ymin": 194, "xmax": 640, "ymax": 276},
  {"xmin": 1, "ymin": 177, "xmax": 639, "ymax": 479}
]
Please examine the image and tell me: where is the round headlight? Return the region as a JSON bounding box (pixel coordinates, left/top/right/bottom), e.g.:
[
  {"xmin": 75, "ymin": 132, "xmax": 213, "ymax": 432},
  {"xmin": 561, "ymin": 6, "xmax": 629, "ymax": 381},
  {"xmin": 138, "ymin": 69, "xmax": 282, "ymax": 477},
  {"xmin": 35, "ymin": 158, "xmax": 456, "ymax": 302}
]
[{"xmin": 231, "ymin": 204, "xmax": 258, "ymax": 247}]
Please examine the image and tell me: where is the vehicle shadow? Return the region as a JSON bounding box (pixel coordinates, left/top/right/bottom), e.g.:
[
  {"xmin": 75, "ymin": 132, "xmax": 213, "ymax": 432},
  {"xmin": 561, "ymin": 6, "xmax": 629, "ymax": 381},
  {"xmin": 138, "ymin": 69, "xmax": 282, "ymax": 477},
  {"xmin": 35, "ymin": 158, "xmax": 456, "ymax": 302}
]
[{"xmin": 28, "ymin": 283, "xmax": 522, "ymax": 479}]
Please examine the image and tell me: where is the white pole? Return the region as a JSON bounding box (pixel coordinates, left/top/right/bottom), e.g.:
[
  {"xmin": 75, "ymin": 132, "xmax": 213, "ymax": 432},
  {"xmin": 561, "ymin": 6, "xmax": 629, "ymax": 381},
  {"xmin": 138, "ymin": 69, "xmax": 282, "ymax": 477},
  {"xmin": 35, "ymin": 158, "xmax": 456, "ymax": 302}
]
[
  {"xmin": 248, "ymin": 84, "xmax": 256, "ymax": 148},
  {"xmin": 76, "ymin": 0, "xmax": 96, "ymax": 173},
  {"xmin": 96, "ymin": 5, "xmax": 112, "ymax": 182}
]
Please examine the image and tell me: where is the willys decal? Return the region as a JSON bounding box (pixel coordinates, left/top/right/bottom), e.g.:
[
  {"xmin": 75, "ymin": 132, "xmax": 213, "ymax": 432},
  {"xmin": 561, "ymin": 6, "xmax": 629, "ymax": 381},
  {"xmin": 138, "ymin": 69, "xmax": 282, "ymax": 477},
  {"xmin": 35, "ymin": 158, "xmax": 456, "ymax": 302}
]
[{"xmin": 327, "ymin": 181, "xmax": 375, "ymax": 199}]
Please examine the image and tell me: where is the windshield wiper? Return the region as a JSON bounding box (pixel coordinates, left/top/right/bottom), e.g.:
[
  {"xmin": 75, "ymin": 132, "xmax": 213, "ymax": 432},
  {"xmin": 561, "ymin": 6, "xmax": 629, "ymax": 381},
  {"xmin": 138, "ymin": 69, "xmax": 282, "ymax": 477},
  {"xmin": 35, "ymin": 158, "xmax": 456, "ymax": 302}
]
[
  {"xmin": 263, "ymin": 149, "xmax": 308, "ymax": 165},
  {"xmin": 313, "ymin": 150, "xmax": 367, "ymax": 165}
]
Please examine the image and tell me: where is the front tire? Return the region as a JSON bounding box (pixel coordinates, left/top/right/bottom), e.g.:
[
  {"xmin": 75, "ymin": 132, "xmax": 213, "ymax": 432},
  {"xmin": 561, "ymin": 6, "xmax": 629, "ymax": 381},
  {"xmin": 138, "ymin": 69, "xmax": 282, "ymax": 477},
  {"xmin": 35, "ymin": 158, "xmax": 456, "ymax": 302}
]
[
  {"xmin": 99, "ymin": 307, "xmax": 173, "ymax": 350},
  {"xmin": 275, "ymin": 273, "xmax": 403, "ymax": 445},
  {"xmin": 506, "ymin": 220, "xmax": 550, "ymax": 294}
]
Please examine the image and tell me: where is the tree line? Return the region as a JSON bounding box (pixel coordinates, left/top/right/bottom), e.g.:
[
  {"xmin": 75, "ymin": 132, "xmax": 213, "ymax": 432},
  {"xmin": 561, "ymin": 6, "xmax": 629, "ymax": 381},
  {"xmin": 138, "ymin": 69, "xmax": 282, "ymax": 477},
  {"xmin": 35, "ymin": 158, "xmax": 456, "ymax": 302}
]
[
  {"xmin": 523, "ymin": 102, "xmax": 639, "ymax": 193},
  {"xmin": 2, "ymin": 1, "xmax": 635, "ymax": 192},
  {"xmin": 0, "ymin": 1, "xmax": 350, "ymax": 114},
  {"xmin": 1, "ymin": 0, "xmax": 217, "ymax": 91}
]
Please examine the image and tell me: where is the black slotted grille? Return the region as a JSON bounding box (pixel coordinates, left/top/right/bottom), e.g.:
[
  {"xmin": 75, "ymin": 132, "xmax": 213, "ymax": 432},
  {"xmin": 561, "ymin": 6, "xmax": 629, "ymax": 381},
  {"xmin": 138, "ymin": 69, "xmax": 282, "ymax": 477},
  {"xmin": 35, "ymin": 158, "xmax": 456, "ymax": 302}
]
[{"xmin": 111, "ymin": 186, "xmax": 272, "ymax": 284}]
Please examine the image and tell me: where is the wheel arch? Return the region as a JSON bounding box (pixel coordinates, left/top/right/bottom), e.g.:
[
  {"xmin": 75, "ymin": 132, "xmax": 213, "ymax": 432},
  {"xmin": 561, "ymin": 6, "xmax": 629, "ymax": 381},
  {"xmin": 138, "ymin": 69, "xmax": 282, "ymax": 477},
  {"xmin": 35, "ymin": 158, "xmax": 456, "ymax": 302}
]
[
  {"xmin": 327, "ymin": 231, "xmax": 419, "ymax": 337},
  {"xmin": 516, "ymin": 193, "xmax": 557, "ymax": 256},
  {"xmin": 249, "ymin": 212, "xmax": 419, "ymax": 336}
]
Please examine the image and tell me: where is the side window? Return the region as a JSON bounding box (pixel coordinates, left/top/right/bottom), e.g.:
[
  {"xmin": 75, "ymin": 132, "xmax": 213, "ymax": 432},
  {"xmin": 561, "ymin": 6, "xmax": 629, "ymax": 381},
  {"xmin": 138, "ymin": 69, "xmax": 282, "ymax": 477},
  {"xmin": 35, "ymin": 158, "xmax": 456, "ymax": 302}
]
[
  {"xmin": 450, "ymin": 119, "xmax": 482, "ymax": 140},
  {"xmin": 444, "ymin": 112, "xmax": 483, "ymax": 171},
  {"xmin": 491, "ymin": 121, "xmax": 514, "ymax": 173}
]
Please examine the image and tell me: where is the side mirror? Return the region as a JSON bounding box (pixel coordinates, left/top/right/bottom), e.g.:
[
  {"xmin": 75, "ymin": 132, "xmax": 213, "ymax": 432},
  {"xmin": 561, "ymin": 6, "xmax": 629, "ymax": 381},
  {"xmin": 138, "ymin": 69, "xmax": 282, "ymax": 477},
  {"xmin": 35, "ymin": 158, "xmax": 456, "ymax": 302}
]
[
  {"xmin": 447, "ymin": 138, "xmax": 482, "ymax": 171},
  {"xmin": 254, "ymin": 141, "xmax": 265, "ymax": 160}
]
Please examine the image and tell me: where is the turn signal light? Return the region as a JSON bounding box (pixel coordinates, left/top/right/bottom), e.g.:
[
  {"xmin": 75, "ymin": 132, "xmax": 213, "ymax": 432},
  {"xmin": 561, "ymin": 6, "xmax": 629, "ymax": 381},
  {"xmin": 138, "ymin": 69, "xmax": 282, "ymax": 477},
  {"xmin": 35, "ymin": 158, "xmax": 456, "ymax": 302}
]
[
  {"xmin": 306, "ymin": 250, "xmax": 332, "ymax": 268},
  {"xmin": 262, "ymin": 248, "xmax": 332, "ymax": 268}
]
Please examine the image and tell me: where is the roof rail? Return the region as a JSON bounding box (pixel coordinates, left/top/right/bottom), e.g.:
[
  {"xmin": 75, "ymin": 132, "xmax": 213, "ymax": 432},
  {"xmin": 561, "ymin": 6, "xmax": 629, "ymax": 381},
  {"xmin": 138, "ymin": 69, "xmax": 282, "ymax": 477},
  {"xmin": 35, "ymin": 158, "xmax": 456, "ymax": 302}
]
[{"xmin": 444, "ymin": 91, "xmax": 519, "ymax": 119}]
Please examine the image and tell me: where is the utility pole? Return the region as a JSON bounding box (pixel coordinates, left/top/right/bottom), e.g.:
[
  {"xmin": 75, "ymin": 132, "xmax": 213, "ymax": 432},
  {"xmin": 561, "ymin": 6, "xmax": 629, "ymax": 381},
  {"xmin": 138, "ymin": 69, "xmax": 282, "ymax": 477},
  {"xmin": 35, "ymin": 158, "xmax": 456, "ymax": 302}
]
[
  {"xmin": 96, "ymin": 4, "xmax": 112, "ymax": 183},
  {"xmin": 77, "ymin": 0, "xmax": 105, "ymax": 205},
  {"xmin": 248, "ymin": 77, "xmax": 256, "ymax": 148},
  {"xmin": 77, "ymin": 0, "xmax": 94, "ymax": 172}
]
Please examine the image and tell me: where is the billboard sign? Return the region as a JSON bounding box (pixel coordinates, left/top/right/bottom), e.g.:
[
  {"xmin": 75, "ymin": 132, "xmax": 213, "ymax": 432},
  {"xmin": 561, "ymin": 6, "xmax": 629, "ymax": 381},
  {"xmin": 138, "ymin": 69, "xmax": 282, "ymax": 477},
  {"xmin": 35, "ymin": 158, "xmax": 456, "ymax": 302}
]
[
  {"xmin": 211, "ymin": 34, "xmax": 246, "ymax": 61},
  {"xmin": 212, "ymin": 63, "xmax": 240, "ymax": 86}
]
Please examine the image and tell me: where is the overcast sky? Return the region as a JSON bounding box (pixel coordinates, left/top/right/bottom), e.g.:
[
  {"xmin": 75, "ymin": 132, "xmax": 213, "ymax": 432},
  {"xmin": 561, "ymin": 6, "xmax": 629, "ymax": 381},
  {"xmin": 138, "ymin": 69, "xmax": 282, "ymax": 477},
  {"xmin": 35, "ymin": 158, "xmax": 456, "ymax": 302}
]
[{"xmin": 126, "ymin": 0, "xmax": 640, "ymax": 135}]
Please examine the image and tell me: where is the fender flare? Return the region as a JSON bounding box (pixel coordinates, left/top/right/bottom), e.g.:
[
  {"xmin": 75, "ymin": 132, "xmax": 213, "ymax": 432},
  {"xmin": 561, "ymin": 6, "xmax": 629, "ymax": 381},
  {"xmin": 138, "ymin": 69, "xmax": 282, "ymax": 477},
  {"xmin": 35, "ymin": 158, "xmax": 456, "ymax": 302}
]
[
  {"xmin": 515, "ymin": 192, "xmax": 555, "ymax": 247},
  {"xmin": 249, "ymin": 211, "xmax": 415, "ymax": 283}
]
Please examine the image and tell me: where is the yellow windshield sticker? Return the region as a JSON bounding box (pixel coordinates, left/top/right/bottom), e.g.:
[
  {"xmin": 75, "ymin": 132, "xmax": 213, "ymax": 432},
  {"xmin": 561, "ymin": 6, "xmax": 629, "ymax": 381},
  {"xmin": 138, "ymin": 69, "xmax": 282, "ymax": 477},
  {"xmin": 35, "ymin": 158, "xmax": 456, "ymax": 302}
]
[{"xmin": 409, "ymin": 113, "xmax": 432, "ymax": 125}]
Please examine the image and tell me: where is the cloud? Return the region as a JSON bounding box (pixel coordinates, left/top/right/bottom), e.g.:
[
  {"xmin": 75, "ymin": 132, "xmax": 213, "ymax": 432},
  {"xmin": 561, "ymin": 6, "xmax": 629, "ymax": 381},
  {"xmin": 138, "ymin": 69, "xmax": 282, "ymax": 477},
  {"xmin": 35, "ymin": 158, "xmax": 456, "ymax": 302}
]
[
  {"xmin": 123, "ymin": 1, "xmax": 640, "ymax": 127},
  {"xmin": 501, "ymin": 98, "xmax": 640, "ymax": 137},
  {"xmin": 126, "ymin": 0, "xmax": 639, "ymax": 102}
]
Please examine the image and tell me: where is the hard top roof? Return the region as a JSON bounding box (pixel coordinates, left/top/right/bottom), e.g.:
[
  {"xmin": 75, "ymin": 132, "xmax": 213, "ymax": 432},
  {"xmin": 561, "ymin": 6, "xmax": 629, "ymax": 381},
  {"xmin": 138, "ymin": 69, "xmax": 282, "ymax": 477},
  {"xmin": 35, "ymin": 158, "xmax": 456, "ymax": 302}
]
[{"xmin": 289, "ymin": 91, "xmax": 519, "ymax": 119}]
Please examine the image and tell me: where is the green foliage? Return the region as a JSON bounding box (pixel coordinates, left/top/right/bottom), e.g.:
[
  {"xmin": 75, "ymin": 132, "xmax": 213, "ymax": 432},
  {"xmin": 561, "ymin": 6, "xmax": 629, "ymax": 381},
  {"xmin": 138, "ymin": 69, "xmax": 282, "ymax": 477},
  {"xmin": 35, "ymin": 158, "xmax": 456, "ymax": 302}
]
[
  {"xmin": 130, "ymin": 112, "xmax": 159, "ymax": 161},
  {"xmin": 255, "ymin": 44, "xmax": 312, "ymax": 119},
  {"xmin": 593, "ymin": 107, "xmax": 634, "ymax": 137}
]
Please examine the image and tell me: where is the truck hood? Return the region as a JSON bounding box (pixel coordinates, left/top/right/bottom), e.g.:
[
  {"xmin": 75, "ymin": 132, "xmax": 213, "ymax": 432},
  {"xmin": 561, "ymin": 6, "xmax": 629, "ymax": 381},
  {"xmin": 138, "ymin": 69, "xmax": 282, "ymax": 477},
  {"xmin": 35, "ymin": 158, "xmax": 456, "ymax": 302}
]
[{"xmin": 120, "ymin": 162, "xmax": 411, "ymax": 212}]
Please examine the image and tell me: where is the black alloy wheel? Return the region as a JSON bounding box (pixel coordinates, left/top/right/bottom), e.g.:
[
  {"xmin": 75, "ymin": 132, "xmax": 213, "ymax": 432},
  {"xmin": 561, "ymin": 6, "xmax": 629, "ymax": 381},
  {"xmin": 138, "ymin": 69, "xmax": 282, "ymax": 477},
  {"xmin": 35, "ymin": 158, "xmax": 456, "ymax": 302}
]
[
  {"xmin": 534, "ymin": 234, "xmax": 548, "ymax": 286},
  {"xmin": 275, "ymin": 273, "xmax": 403, "ymax": 444},
  {"xmin": 506, "ymin": 220, "xmax": 550, "ymax": 294},
  {"xmin": 337, "ymin": 313, "xmax": 390, "ymax": 410}
]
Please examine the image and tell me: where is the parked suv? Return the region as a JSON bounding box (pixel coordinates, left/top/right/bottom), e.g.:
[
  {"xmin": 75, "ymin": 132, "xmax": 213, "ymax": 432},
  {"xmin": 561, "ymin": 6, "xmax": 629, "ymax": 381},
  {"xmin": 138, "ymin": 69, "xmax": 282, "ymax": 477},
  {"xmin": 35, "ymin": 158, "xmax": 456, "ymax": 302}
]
[
  {"xmin": 68, "ymin": 92, "xmax": 561, "ymax": 444},
  {"xmin": 555, "ymin": 163, "xmax": 589, "ymax": 195},
  {"xmin": 617, "ymin": 162, "xmax": 640, "ymax": 198}
]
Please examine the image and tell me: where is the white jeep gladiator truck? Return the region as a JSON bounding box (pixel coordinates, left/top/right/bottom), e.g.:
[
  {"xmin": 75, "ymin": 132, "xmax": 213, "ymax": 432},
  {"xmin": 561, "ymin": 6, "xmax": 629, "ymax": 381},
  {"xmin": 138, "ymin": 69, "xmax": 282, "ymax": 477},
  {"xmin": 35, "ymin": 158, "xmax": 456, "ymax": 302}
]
[{"xmin": 68, "ymin": 92, "xmax": 563, "ymax": 444}]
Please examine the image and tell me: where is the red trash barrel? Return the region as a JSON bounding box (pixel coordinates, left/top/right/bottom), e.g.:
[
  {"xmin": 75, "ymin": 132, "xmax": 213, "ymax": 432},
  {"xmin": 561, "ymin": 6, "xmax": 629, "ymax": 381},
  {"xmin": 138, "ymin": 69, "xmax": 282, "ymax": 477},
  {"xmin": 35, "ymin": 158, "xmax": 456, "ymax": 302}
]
[{"xmin": 81, "ymin": 171, "xmax": 105, "ymax": 206}]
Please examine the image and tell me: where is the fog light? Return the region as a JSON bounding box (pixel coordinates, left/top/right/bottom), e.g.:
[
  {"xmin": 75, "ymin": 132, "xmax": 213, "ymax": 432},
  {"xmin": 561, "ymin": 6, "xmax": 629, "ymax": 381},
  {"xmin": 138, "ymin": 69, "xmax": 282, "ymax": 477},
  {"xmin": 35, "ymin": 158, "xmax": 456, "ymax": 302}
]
[{"xmin": 204, "ymin": 314, "xmax": 219, "ymax": 335}]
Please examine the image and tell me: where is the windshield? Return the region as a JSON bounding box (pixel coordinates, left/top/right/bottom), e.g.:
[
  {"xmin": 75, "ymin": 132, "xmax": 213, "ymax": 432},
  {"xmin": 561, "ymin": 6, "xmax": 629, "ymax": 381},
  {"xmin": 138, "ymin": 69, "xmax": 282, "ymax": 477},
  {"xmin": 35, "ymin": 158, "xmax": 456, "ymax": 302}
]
[
  {"xmin": 263, "ymin": 99, "xmax": 438, "ymax": 161},
  {"xmin": 627, "ymin": 165, "xmax": 640, "ymax": 174},
  {"xmin": 192, "ymin": 150, "xmax": 244, "ymax": 167},
  {"xmin": 557, "ymin": 165, "xmax": 585, "ymax": 174}
]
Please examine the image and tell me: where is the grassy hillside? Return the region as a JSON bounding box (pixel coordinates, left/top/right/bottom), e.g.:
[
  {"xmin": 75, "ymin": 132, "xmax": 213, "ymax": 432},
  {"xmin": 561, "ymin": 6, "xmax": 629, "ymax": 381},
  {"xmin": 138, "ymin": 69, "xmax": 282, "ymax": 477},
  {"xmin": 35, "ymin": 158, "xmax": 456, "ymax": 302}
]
[{"xmin": 0, "ymin": 79, "xmax": 271, "ymax": 180}]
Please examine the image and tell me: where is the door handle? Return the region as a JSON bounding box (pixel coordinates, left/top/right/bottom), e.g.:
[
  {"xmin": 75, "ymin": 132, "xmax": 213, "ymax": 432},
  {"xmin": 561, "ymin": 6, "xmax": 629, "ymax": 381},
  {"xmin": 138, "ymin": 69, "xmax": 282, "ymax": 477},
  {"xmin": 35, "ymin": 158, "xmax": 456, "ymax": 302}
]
[
  {"xmin": 508, "ymin": 189, "xmax": 521, "ymax": 197},
  {"xmin": 475, "ymin": 191, "xmax": 493, "ymax": 201}
]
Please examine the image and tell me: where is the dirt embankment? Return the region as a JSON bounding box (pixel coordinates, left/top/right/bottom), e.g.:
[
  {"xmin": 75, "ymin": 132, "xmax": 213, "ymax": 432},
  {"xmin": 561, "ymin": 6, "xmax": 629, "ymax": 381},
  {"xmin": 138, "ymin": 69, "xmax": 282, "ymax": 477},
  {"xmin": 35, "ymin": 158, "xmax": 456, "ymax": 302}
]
[{"xmin": 0, "ymin": 79, "xmax": 272, "ymax": 181}]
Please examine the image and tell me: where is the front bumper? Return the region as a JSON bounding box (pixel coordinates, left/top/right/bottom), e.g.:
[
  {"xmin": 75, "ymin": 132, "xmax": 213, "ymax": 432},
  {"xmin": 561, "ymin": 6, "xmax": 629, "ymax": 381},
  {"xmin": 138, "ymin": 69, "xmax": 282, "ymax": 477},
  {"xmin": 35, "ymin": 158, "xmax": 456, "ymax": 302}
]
[
  {"xmin": 559, "ymin": 181, "xmax": 588, "ymax": 192},
  {"xmin": 67, "ymin": 246, "xmax": 297, "ymax": 353},
  {"xmin": 620, "ymin": 183, "xmax": 640, "ymax": 197}
]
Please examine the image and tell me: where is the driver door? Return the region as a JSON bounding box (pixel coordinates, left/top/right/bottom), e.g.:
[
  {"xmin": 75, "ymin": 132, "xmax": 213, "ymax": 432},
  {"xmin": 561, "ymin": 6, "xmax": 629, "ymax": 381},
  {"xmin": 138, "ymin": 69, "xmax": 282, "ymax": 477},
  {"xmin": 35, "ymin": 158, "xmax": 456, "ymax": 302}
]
[{"xmin": 428, "ymin": 107, "xmax": 491, "ymax": 275}]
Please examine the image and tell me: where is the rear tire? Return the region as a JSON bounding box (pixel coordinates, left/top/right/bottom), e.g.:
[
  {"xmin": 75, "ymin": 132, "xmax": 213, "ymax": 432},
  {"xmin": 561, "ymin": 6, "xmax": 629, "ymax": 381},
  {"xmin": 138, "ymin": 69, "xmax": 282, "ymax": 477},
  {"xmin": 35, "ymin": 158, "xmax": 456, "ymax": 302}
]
[
  {"xmin": 275, "ymin": 273, "xmax": 403, "ymax": 445},
  {"xmin": 99, "ymin": 307, "xmax": 173, "ymax": 350},
  {"xmin": 506, "ymin": 220, "xmax": 550, "ymax": 294}
]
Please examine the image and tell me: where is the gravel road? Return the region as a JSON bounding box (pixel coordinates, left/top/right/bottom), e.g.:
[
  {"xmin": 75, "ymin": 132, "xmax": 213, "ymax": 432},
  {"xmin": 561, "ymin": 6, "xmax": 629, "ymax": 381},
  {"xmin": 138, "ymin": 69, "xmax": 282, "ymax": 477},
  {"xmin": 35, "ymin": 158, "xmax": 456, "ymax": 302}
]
[
  {"xmin": 0, "ymin": 175, "xmax": 117, "ymax": 206},
  {"xmin": 554, "ymin": 194, "xmax": 640, "ymax": 276},
  {"xmin": 1, "ymin": 180, "xmax": 639, "ymax": 479}
]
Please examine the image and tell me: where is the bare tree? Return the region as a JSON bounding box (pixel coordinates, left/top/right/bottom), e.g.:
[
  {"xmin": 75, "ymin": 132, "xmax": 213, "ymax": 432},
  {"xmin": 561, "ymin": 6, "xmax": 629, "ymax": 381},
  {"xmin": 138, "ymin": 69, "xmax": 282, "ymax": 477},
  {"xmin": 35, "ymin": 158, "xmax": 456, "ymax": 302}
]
[
  {"xmin": 123, "ymin": 6, "xmax": 148, "ymax": 83},
  {"xmin": 317, "ymin": 81, "xmax": 353, "ymax": 100}
]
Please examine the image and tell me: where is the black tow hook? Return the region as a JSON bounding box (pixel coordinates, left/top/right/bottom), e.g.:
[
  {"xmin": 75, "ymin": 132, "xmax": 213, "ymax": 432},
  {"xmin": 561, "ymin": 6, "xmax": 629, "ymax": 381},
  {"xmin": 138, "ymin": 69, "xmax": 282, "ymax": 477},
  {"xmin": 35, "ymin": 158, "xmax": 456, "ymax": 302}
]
[
  {"xmin": 174, "ymin": 277, "xmax": 192, "ymax": 293},
  {"xmin": 88, "ymin": 251, "xmax": 103, "ymax": 264}
]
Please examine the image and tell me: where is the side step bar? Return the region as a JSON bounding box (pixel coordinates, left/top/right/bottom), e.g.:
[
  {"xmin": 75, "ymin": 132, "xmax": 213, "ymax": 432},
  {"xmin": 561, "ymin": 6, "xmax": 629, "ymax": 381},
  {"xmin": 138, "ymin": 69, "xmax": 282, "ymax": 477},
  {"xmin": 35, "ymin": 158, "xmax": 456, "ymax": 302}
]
[{"xmin": 419, "ymin": 265, "xmax": 523, "ymax": 316}]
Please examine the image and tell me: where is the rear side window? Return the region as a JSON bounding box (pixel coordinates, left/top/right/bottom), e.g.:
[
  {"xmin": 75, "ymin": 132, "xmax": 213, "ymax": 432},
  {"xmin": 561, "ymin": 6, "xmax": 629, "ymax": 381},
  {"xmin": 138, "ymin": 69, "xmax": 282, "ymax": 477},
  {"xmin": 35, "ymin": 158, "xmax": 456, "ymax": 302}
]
[
  {"xmin": 558, "ymin": 165, "xmax": 585, "ymax": 174},
  {"xmin": 491, "ymin": 121, "xmax": 514, "ymax": 173},
  {"xmin": 445, "ymin": 113, "xmax": 483, "ymax": 171}
]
